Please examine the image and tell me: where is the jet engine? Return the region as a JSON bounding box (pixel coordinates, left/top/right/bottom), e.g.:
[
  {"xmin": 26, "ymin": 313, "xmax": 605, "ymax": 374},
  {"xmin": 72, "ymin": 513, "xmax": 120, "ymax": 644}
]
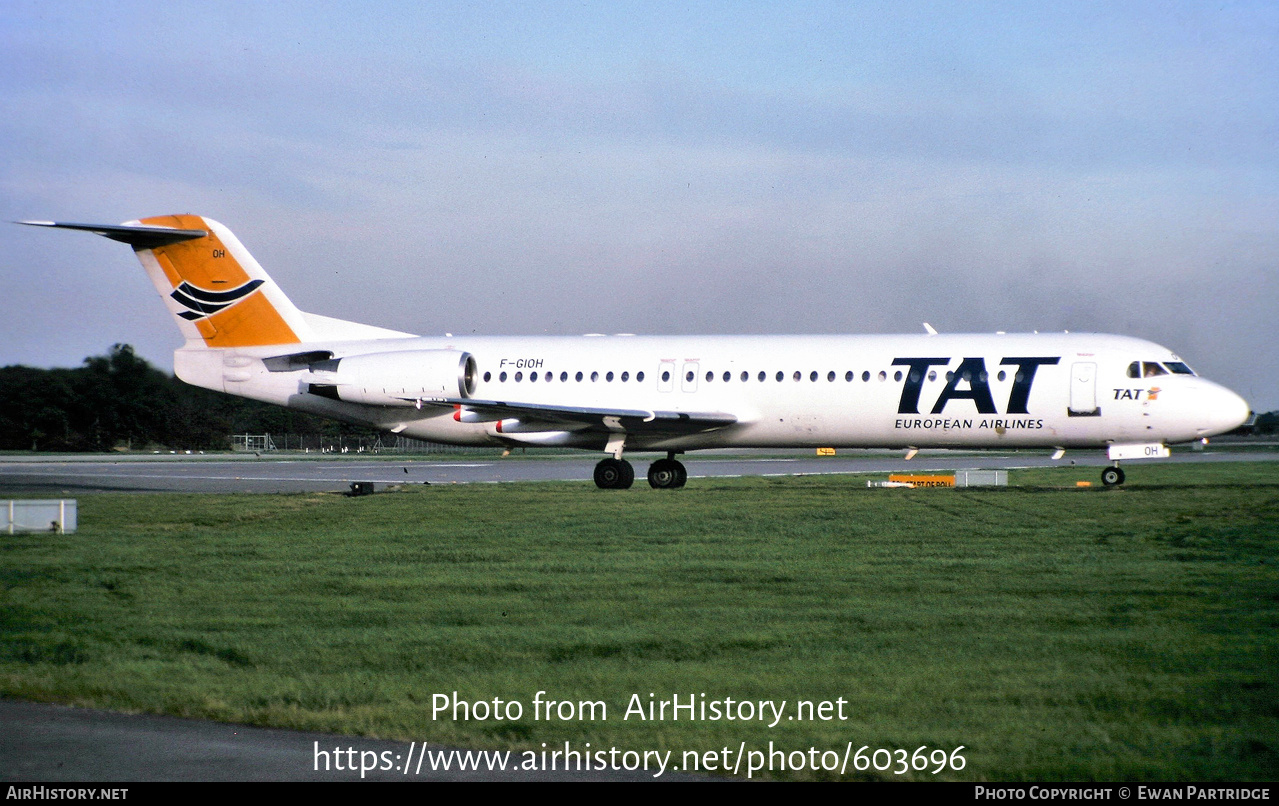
[{"xmin": 307, "ymin": 350, "xmax": 476, "ymax": 406}]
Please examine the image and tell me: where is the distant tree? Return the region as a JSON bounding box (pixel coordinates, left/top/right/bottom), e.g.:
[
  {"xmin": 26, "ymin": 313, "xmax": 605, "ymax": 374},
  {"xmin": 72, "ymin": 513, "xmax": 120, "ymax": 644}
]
[
  {"xmin": 1255, "ymin": 410, "xmax": 1278, "ymax": 436},
  {"xmin": 77, "ymin": 344, "xmax": 177, "ymax": 449},
  {"xmin": 0, "ymin": 366, "xmax": 80, "ymax": 450}
]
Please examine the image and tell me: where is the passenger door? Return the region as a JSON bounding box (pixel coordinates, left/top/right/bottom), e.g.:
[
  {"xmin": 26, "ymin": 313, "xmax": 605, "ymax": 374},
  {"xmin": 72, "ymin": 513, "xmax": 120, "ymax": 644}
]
[{"xmin": 1068, "ymin": 362, "xmax": 1099, "ymax": 416}]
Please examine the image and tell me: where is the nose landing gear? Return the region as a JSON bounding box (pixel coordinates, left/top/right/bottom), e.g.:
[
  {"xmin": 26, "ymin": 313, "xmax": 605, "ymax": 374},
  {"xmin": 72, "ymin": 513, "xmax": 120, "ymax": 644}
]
[{"xmin": 1101, "ymin": 466, "xmax": 1126, "ymax": 486}]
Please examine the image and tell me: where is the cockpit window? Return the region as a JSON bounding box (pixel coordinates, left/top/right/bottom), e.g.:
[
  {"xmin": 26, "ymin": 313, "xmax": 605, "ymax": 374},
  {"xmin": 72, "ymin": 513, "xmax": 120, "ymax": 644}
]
[
  {"xmin": 1142, "ymin": 362, "xmax": 1169, "ymax": 377},
  {"xmin": 1165, "ymin": 361, "xmax": 1195, "ymax": 375},
  {"xmin": 1127, "ymin": 361, "xmax": 1140, "ymax": 379}
]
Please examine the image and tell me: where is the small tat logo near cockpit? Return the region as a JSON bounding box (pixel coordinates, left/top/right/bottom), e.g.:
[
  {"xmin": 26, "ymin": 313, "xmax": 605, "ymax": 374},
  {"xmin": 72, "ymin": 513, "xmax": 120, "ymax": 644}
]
[
  {"xmin": 1113, "ymin": 387, "xmax": 1160, "ymax": 401},
  {"xmin": 170, "ymin": 279, "xmax": 264, "ymax": 321}
]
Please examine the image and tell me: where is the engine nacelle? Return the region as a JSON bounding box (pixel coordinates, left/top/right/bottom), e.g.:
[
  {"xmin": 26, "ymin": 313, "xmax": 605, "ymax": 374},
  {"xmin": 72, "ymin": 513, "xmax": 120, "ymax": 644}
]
[{"xmin": 310, "ymin": 350, "xmax": 477, "ymax": 406}]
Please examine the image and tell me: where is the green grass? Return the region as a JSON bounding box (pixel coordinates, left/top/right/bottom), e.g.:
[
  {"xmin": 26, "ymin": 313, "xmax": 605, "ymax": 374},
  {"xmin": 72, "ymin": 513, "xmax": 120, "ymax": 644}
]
[{"xmin": 2, "ymin": 462, "xmax": 1277, "ymax": 780}]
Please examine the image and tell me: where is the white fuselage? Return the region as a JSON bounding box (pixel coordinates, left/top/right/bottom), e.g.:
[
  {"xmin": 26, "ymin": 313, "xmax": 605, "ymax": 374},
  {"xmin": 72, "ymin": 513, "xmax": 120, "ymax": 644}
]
[{"xmin": 176, "ymin": 331, "xmax": 1250, "ymax": 455}]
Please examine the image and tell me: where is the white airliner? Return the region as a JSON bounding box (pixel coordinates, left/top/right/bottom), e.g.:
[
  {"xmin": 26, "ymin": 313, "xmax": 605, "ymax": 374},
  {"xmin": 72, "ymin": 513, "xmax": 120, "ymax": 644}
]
[{"xmin": 22, "ymin": 215, "xmax": 1251, "ymax": 489}]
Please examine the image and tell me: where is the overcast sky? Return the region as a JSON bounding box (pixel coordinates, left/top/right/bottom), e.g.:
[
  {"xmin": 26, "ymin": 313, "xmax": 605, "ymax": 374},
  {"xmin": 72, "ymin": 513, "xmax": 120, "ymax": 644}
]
[{"xmin": 2, "ymin": 1, "xmax": 1276, "ymax": 410}]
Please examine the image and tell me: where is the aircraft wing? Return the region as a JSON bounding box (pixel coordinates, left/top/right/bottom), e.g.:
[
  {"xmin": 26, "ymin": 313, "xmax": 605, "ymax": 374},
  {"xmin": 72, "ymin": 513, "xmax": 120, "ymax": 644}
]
[{"xmin": 425, "ymin": 397, "xmax": 738, "ymax": 434}]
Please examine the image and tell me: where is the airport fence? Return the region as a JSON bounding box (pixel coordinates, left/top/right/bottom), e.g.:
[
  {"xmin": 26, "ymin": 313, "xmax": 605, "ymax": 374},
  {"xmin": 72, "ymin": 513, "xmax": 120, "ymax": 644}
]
[{"xmin": 230, "ymin": 434, "xmax": 494, "ymax": 455}]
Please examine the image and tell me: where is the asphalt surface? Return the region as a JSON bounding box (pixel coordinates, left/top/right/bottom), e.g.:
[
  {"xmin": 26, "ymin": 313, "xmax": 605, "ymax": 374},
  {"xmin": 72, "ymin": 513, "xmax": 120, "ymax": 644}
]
[
  {"xmin": 1, "ymin": 446, "xmax": 1275, "ymax": 494},
  {"xmin": 0, "ymin": 699, "xmax": 691, "ymax": 782}
]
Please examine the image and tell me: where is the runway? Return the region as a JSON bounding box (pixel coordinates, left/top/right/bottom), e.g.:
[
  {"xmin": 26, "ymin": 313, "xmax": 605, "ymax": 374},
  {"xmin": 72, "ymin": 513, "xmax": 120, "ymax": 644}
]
[{"xmin": 0, "ymin": 445, "xmax": 1275, "ymax": 494}]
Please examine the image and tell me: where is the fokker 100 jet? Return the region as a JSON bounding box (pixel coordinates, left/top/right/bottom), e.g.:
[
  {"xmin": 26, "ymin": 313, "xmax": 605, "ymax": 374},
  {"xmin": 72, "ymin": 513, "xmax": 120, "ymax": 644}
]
[{"xmin": 22, "ymin": 215, "xmax": 1251, "ymax": 489}]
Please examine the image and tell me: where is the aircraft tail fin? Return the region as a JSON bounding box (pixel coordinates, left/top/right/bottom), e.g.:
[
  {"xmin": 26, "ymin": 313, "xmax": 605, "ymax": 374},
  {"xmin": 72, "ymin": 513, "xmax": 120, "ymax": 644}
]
[{"xmin": 21, "ymin": 215, "xmax": 411, "ymax": 348}]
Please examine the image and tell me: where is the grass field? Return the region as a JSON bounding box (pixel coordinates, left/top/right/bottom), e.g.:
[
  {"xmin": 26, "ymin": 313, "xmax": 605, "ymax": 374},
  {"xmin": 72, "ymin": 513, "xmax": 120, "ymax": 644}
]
[{"xmin": 2, "ymin": 462, "xmax": 1276, "ymax": 780}]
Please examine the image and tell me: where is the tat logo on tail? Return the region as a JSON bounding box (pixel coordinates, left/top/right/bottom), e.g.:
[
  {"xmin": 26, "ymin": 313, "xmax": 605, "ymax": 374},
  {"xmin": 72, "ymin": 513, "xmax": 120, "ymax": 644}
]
[{"xmin": 170, "ymin": 279, "xmax": 265, "ymax": 321}]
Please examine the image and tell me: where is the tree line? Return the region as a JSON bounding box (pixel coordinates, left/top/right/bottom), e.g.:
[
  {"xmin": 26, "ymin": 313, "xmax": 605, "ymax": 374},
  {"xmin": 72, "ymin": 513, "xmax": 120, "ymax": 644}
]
[{"xmin": 0, "ymin": 344, "xmax": 377, "ymax": 452}]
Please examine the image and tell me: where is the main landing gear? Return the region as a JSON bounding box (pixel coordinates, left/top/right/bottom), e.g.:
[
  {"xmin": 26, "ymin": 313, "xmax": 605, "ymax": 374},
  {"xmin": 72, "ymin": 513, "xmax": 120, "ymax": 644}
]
[
  {"xmin": 593, "ymin": 457, "xmax": 634, "ymax": 489},
  {"xmin": 646, "ymin": 457, "xmax": 688, "ymax": 489},
  {"xmin": 593, "ymin": 454, "xmax": 688, "ymax": 490}
]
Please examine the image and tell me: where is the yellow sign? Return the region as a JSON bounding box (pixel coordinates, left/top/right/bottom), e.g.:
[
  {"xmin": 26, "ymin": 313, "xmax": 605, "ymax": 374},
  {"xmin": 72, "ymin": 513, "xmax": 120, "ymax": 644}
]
[
  {"xmin": 816, "ymin": 447, "xmax": 836, "ymax": 456},
  {"xmin": 888, "ymin": 474, "xmax": 955, "ymax": 488}
]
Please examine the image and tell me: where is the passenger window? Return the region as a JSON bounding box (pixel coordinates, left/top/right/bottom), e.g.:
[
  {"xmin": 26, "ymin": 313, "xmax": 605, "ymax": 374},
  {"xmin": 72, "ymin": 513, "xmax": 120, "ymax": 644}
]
[
  {"xmin": 793, "ymin": 371, "xmax": 802, "ymax": 382},
  {"xmin": 845, "ymin": 371, "xmax": 853, "ymax": 382},
  {"xmin": 515, "ymin": 372, "xmax": 523, "ymax": 382},
  {"xmin": 878, "ymin": 371, "xmax": 886, "ymax": 381},
  {"xmin": 529, "ymin": 372, "xmax": 537, "ymax": 382},
  {"xmin": 637, "ymin": 371, "xmax": 645, "ymax": 382},
  {"xmin": 591, "ymin": 371, "xmax": 599, "ymax": 382},
  {"xmin": 759, "ymin": 371, "xmax": 766, "ymax": 382},
  {"xmin": 828, "ymin": 371, "xmax": 836, "ymax": 382},
  {"xmin": 893, "ymin": 371, "xmax": 902, "ymax": 382},
  {"xmin": 776, "ymin": 371, "xmax": 784, "ymax": 382},
  {"xmin": 576, "ymin": 371, "xmax": 584, "ymax": 382},
  {"xmin": 862, "ymin": 371, "xmax": 870, "ymax": 382},
  {"xmin": 724, "ymin": 371, "xmax": 731, "ymax": 382},
  {"xmin": 705, "ymin": 371, "xmax": 714, "ymax": 382},
  {"xmin": 500, "ymin": 371, "xmax": 507, "ymax": 382},
  {"xmin": 560, "ymin": 371, "xmax": 568, "ymax": 382},
  {"xmin": 658, "ymin": 361, "xmax": 674, "ymax": 392},
  {"xmin": 483, "ymin": 371, "xmax": 491, "ymax": 382},
  {"xmin": 682, "ymin": 362, "xmax": 699, "ymax": 392},
  {"xmin": 621, "ymin": 371, "xmax": 629, "ymax": 382},
  {"xmin": 741, "ymin": 371, "xmax": 749, "ymax": 382},
  {"xmin": 606, "ymin": 371, "xmax": 614, "ymax": 382}
]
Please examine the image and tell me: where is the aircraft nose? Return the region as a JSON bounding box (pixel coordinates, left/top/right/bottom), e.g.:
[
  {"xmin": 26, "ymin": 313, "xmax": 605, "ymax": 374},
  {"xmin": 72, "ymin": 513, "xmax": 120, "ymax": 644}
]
[{"xmin": 1200, "ymin": 384, "xmax": 1251, "ymax": 437}]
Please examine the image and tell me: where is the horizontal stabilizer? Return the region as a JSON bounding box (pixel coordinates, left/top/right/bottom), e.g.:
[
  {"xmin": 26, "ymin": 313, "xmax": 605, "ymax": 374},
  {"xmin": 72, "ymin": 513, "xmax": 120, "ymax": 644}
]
[{"xmin": 19, "ymin": 220, "xmax": 207, "ymax": 249}]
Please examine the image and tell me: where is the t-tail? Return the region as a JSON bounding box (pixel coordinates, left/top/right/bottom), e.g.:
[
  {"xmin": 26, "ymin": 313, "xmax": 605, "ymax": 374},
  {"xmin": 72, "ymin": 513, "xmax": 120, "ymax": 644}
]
[
  {"xmin": 22, "ymin": 215, "xmax": 310, "ymax": 347},
  {"xmin": 20, "ymin": 215, "xmax": 410, "ymax": 348}
]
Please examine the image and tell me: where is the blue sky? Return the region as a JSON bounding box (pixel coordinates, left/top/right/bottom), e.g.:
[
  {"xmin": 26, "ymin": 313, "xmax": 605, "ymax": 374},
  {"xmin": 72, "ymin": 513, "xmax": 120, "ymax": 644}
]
[{"xmin": 3, "ymin": 1, "xmax": 1277, "ymax": 409}]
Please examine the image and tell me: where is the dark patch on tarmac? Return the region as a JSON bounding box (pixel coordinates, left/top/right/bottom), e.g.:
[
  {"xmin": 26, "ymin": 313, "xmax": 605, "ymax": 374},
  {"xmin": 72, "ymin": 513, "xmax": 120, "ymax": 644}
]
[{"xmin": 0, "ymin": 699, "xmax": 697, "ymax": 782}]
